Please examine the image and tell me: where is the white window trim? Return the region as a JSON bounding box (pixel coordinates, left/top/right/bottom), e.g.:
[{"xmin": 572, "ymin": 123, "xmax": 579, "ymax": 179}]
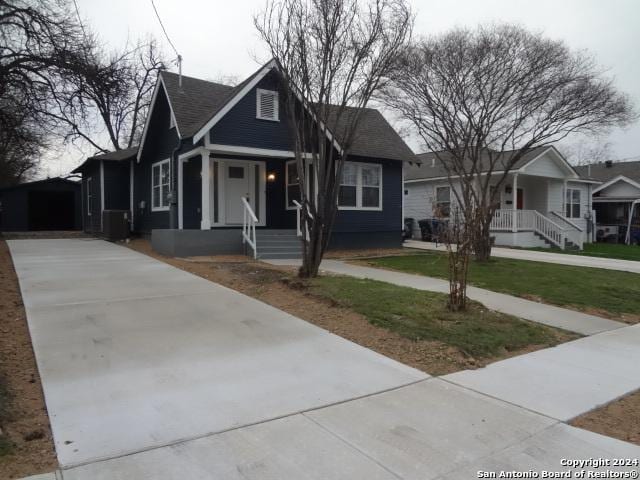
[
  {"xmin": 338, "ymin": 161, "xmax": 383, "ymax": 211},
  {"xmin": 151, "ymin": 158, "xmax": 171, "ymax": 212},
  {"xmin": 86, "ymin": 177, "xmax": 92, "ymax": 216},
  {"xmin": 256, "ymin": 88, "xmax": 279, "ymax": 122},
  {"xmin": 566, "ymin": 187, "xmax": 581, "ymax": 219}
]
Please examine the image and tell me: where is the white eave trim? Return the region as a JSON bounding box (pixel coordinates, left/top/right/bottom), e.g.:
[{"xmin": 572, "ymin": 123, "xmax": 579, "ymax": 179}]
[
  {"xmin": 192, "ymin": 60, "xmax": 277, "ymax": 144},
  {"xmin": 206, "ymin": 143, "xmax": 312, "ymax": 158},
  {"xmin": 592, "ymin": 175, "xmax": 640, "ymax": 194},
  {"xmin": 137, "ymin": 75, "xmax": 181, "ymax": 162}
]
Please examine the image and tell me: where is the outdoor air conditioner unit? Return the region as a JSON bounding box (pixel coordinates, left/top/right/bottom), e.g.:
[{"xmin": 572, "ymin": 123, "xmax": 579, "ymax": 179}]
[{"xmin": 102, "ymin": 210, "xmax": 130, "ymax": 242}]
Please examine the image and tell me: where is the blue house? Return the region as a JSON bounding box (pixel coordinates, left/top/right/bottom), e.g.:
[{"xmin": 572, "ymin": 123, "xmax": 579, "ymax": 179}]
[{"xmin": 73, "ymin": 60, "xmax": 416, "ymax": 258}]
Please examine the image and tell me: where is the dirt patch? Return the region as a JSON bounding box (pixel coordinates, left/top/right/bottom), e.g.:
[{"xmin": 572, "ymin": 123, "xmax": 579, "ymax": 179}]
[
  {"xmin": 571, "ymin": 390, "xmax": 640, "ymax": 445},
  {"xmin": 126, "ymin": 238, "xmax": 569, "ymax": 376},
  {"xmin": 325, "ymin": 247, "xmax": 421, "ymax": 260},
  {"xmin": 0, "ymin": 240, "xmax": 57, "ymax": 479}
]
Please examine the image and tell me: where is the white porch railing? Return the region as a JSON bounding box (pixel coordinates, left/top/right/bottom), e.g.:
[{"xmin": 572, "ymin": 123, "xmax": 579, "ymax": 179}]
[
  {"xmin": 242, "ymin": 196, "xmax": 258, "ymax": 259},
  {"xmin": 292, "ymin": 199, "xmax": 312, "ymax": 240},
  {"xmin": 550, "ymin": 211, "xmax": 584, "ymax": 250},
  {"xmin": 490, "ymin": 209, "xmax": 566, "ymax": 249}
]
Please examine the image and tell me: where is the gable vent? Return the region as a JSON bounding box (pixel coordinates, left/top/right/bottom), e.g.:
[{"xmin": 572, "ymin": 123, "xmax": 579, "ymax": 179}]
[{"xmin": 257, "ymin": 89, "xmax": 279, "ymax": 121}]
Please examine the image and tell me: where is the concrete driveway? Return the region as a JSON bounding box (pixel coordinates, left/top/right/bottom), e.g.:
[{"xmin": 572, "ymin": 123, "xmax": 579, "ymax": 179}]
[
  {"xmin": 10, "ymin": 239, "xmax": 639, "ymax": 479},
  {"xmin": 9, "ymin": 239, "xmax": 426, "ymax": 467}
]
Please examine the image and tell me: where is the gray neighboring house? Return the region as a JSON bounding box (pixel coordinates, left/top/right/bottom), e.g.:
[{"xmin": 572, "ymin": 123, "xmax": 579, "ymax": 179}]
[
  {"xmin": 575, "ymin": 160, "xmax": 640, "ymax": 243},
  {"xmin": 403, "ymin": 146, "xmax": 598, "ymax": 250}
]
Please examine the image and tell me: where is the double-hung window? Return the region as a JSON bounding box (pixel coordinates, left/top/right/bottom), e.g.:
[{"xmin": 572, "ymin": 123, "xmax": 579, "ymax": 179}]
[
  {"xmin": 434, "ymin": 186, "xmax": 451, "ymax": 217},
  {"xmin": 152, "ymin": 159, "xmax": 171, "ymax": 211},
  {"xmin": 338, "ymin": 162, "xmax": 382, "ymax": 210},
  {"xmin": 566, "ymin": 188, "xmax": 581, "ymax": 218}
]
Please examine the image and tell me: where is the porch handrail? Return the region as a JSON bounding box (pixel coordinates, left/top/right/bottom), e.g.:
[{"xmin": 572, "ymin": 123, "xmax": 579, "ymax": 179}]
[
  {"xmin": 550, "ymin": 211, "xmax": 584, "ymax": 250},
  {"xmin": 241, "ymin": 196, "xmax": 258, "ymax": 259},
  {"xmin": 292, "ymin": 199, "xmax": 313, "ymax": 239},
  {"xmin": 550, "ymin": 211, "xmax": 584, "ymax": 232},
  {"xmin": 532, "ymin": 210, "xmax": 564, "ymax": 249}
]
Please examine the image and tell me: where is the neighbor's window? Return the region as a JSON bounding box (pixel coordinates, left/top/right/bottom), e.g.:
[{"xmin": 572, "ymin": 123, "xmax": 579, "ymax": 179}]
[
  {"xmin": 256, "ymin": 89, "xmax": 279, "ymax": 121},
  {"xmin": 86, "ymin": 177, "xmax": 93, "ymax": 216},
  {"xmin": 286, "ymin": 161, "xmax": 301, "ymax": 208},
  {"xmin": 338, "ymin": 162, "xmax": 382, "ymax": 210},
  {"xmin": 435, "ymin": 186, "xmax": 451, "ymax": 217},
  {"xmin": 152, "ymin": 159, "xmax": 171, "ymax": 211},
  {"xmin": 566, "ymin": 188, "xmax": 581, "ymax": 218}
]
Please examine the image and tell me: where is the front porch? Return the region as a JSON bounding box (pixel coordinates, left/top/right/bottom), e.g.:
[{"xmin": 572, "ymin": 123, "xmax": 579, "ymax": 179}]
[{"xmin": 488, "ymin": 172, "xmax": 586, "ymax": 250}]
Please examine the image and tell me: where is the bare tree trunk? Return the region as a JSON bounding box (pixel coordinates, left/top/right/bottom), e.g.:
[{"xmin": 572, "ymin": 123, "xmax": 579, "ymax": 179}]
[
  {"xmin": 473, "ymin": 217, "xmax": 494, "ymax": 262},
  {"xmin": 442, "ymin": 208, "xmax": 472, "ymax": 311}
]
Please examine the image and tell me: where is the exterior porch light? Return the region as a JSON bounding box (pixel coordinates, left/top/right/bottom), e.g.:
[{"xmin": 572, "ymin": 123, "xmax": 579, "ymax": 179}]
[{"xmin": 267, "ymin": 172, "xmax": 276, "ymax": 182}]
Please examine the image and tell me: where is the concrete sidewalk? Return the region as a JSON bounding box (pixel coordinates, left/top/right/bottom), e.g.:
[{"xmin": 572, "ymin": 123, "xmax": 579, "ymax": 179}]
[
  {"xmin": 267, "ymin": 259, "xmax": 625, "ymax": 335},
  {"xmin": 445, "ymin": 323, "xmax": 640, "ymax": 421},
  {"xmin": 404, "ymin": 239, "xmax": 640, "ymax": 274}
]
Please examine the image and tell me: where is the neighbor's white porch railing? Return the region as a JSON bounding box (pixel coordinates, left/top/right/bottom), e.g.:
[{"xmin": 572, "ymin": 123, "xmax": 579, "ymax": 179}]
[
  {"xmin": 292, "ymin": 199, "xmax": 312, "ymax": 240},
  {"xmin": 490, "ymin": 209, "xmax": 565, "ymax": 249},
  {"xmin": 550, "ymin": 211, "xmax": 584, "ymax": 250},
  {"xmin": 242, "ymin": 196, "xmax": 258, "ymax": 259}
]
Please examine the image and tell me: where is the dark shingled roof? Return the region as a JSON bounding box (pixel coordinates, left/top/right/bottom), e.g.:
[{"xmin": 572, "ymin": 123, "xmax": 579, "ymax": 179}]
[
  {"xmin": 160, "ymin": 67, "xmax": 415, "ymax": 162},
  {"xmin": 575, "ymin": 160, "xmax": 640, "ymax": 184},
  {"xmin": 161, "ymin": 71, "xmax": 237, "ymax": 138},
  {"xmin": 325, "ymin": 106, "xmax": 417, "ymax": 162},
  {"xmin": 404, "ymin": 146, "xmax": 568, "ymax": 181},
  {"xmin": 72, "ymin": 146, "xmax": 138, "ymax": 173}
]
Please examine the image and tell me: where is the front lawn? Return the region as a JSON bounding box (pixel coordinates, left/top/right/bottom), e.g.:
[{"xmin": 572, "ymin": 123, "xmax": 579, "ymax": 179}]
[
  {"xmin": 310, "ymin": 276, "xmax": 572, "ymax": 358},
  {"xmin": 364, "ymin": 253, "xmax": 640, "ymax": 320},
  {"xmin": 528, "ymin": 242, "xmax": 640, "ymax": 262}
]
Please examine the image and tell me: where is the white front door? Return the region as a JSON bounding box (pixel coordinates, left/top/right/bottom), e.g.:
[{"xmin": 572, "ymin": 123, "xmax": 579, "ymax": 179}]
[{"xmin": 224, "ymin": 162, "xmax": 252, "ymax": 224}]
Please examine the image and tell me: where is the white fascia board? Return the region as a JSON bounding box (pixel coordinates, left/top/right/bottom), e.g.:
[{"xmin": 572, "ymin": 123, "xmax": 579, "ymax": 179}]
[
  {"xmin": 137, "ymin": 75, "xmax": 181, "ymax": 162},
  {"xmin": 592, "ymin": 175, "xmax": 640, "ymax": 193},
  {"xmin": 192, "ymin": 60, "xmax": 277, "ymax": 144}
]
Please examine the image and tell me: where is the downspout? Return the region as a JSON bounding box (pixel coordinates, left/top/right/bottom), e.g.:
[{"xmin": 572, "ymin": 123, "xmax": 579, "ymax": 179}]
[{"xmin": 169, "ymin": 137, "xmax": 183, "ymax": 229}]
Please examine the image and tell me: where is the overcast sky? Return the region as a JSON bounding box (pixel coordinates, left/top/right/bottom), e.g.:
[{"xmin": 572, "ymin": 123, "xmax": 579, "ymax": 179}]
[{"xmin": 43, "ymin": 0, "xmax": 640, "ymax": 178}]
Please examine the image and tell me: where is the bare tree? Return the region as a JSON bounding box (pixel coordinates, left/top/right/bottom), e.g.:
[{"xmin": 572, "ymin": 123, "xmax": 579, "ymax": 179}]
[
  {"xmin": 562, "ymin": 138, "xmax": 616, "ymax": 166},
  {"xmin": 47, "ymin": 38, "xmax": 166, "ymax": 153},
  {"xmin": 255, "ymin": 0, "xmax": 413, "ymax": 277},
  {"xmin": 0, "ymin": 0, "xmax": 84, "ymax": 182},
  {"xmin": 384, "ymin": 24, "xmax": 635, "ymax": 264}
]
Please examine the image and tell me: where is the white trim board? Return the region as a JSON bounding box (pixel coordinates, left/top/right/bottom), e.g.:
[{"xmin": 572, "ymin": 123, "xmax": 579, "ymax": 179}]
[
  {"xmin": 137, "ymin": 75, "xmax": 181, "ymax": 162},
  {"xmin": 193, "ymin": 60, "xmax": 277, "ymax": 143},
  {"xmin": 592, "ymin": 175, "xmax": 640, "ymax": 194}
]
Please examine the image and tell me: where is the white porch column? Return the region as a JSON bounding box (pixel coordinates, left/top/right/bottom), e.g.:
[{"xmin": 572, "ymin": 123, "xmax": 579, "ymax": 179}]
[
  {"xmin": 201, "ymin": 152, "xmax": 211, "ymax": 229},
  {"xmin": 562, "ymin": 180, "xmax": 568, "ymax": 217},
  {"xmin": 512, "ymin": 173, "xmax": 518, "ymax": 233}
]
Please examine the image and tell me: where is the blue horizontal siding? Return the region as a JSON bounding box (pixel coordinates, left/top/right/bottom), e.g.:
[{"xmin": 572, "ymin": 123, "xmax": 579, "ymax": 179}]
[{"xmin": 209, "ymin": 71, "xmax": 294, "ymax": 151}]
